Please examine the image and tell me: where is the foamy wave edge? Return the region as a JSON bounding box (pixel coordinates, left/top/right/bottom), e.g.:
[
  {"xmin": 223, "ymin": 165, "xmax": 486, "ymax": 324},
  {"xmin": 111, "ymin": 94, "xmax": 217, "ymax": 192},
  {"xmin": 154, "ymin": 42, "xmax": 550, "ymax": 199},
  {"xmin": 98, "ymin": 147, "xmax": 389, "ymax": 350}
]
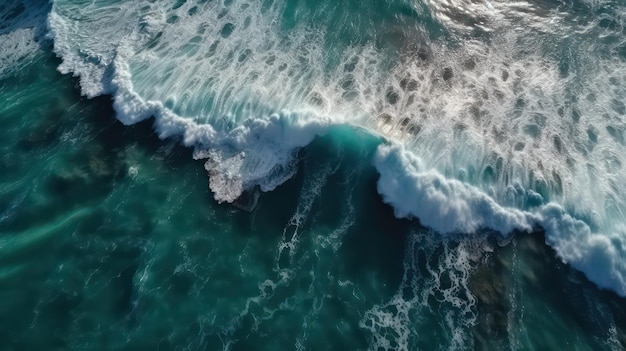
[
  {"xmin": 374, "ymin": 144, "xmax": 626, "ymax": 296},
  {"xmin": 47, "ymin": 9, "xmax": 626, "ymax": 298},
  {"xmin": 48, "ymin": 10, "xmax": 334, "ymax": 203}
]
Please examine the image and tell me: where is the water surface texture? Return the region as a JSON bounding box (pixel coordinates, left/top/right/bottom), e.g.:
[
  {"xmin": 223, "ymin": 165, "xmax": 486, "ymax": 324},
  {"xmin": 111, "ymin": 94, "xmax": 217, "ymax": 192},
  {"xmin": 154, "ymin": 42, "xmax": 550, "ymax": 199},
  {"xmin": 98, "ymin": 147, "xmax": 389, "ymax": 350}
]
[{"xmin": 2, "ymin": 0, "xmax": 626, "ymax": 349}]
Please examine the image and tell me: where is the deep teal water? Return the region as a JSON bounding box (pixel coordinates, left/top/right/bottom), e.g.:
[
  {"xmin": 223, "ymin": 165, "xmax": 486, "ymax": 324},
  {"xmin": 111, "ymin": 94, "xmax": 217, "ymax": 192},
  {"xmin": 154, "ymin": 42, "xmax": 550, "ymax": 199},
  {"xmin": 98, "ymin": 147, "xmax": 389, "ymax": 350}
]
[
  {"xmin": 1, "ymin": 50, "xmax": 626, "ymax": 350},
  {"xmin": 4, "ymin": 0, "xmax": 626, "ymax": 349},
  {"xmin": 0, "ymin": 52, "xmax": 407, "ymax": 350}
]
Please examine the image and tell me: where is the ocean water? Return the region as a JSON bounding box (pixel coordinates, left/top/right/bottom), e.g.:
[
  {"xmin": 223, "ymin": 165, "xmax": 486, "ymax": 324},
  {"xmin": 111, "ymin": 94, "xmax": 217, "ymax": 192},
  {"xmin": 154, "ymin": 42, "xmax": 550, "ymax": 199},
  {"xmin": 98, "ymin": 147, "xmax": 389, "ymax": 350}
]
[{"xmin": 2, "ymin": 0, "xmax": 626, "ymax": 349}]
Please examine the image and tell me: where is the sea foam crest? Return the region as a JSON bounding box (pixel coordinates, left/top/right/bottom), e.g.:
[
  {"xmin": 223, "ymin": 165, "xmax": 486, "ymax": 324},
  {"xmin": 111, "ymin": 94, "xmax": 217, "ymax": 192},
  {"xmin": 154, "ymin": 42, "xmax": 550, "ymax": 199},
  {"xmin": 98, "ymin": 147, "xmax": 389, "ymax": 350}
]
[
  {"xmin": 374, "ymin": 143, "xmax": 626, "ymax": 296},
  {"xmin": 48, "ymin": 0, "xmax": 337, "ymax": 203},
  {"xmin": 374, "ymin": 144, "xmax": 533, "ymax": 235},
  {"xmin": 47, "ymin": 0, "xmax": 626, "ymax": 297}
]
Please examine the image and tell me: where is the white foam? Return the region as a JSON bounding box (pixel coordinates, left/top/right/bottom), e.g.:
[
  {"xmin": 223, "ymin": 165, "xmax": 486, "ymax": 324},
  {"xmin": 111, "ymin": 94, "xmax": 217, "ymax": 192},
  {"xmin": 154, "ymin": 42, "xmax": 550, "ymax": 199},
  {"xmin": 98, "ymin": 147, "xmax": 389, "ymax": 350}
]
[
  {"xmin": 0, "ymin": 1, "xmax": 50, "ymax": 77},
  {"xmin": 374, "ymin": 143, "xmax": 626, "ymax": 296},
  {"xmin": 47, "ymin": 0, "xmax": 626, "ymax": 296},
  {"xmin": 374, "ymin": 143, "xmax": 533, "ymax": 235},
  {"xmin": 0, "ymin": 27, "xmax": 39, "ymax": 77},
  {"xmin": 361, "ymin": 231, "xmax": 486, "ymax": 350},
  {"xmin": 193, "ymin": 112, "xmax": 331, "ymax": 203},
  {"xmin": 538, "ymin": 205, "xmax": 626, "ymax": 296},
  {"xmin": 48, "ymin": 0, "xmax": 347, "ymax": 203}
]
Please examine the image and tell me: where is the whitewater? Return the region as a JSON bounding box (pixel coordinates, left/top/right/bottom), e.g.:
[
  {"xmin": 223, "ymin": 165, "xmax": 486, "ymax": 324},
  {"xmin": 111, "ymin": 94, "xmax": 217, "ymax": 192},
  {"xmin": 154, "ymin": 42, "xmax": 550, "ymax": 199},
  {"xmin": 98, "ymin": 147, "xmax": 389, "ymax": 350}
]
[
  {"xmin": 48, "ymin": 0, "xmax": 626, "ymax": 298},
  {"xmin": 5, "ymin": 0, "xmax": 626, "ymax": 299}
]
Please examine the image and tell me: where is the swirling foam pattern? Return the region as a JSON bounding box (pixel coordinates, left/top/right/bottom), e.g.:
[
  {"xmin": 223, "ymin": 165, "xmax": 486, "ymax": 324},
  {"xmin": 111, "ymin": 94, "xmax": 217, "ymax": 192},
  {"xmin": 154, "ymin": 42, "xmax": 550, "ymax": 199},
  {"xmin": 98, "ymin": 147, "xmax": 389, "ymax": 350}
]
[{"xmin": 47, "ymin": 0, "xmax": 626, "ymax": 295}]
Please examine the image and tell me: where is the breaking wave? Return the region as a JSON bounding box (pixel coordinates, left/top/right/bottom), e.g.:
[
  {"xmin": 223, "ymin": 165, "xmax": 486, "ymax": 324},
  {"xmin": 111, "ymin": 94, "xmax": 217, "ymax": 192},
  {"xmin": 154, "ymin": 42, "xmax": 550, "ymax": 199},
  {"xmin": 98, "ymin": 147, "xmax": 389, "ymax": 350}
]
[{"xmin": 2, "ymin": 0, "xmax": 626, "ymax": 296}]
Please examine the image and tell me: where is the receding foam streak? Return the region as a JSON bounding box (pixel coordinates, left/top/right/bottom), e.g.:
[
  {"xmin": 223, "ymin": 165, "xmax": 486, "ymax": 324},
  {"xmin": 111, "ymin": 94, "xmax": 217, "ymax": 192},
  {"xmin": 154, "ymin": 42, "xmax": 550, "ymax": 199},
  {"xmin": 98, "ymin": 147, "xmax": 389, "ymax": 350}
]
[{"xmin": 47, "ymin": 0, "xmax": 626, "ymax": 296}]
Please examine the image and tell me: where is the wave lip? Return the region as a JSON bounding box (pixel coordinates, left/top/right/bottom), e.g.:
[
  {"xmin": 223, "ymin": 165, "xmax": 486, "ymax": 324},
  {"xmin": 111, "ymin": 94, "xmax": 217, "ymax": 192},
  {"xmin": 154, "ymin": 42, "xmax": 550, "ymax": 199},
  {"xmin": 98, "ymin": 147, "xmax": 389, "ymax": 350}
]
[
  {"xmin": 47, "ymin": 0, "xmax": 337, "ymax": 204},
  {"xmin": 46, "ymin": 0, "xmax": 626, "ymax": 298},
  {"xmin": 374, "ymin": 143, "xmax": 533, "ymax": 235},
  {"xmin": 374, "ymin": 144, "xmax": 626, "ymax": 297}
]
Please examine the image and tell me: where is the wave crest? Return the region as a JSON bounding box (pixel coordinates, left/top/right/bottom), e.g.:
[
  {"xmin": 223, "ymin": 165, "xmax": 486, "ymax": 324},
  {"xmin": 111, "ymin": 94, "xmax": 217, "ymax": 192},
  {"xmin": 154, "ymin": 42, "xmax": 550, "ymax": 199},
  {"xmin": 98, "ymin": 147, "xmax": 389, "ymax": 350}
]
[{"xmin": 46, "ymin": 0, "xmax": 626, "ymax": 296}]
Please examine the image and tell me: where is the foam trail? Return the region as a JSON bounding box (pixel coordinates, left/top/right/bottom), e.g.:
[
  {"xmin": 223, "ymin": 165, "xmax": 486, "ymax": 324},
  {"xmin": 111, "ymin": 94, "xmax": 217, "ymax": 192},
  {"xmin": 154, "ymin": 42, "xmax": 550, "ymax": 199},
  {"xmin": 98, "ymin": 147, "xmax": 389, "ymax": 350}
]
[{"xmin": 362, "ymin": 231, "xmax": 490, "ymax": 350}]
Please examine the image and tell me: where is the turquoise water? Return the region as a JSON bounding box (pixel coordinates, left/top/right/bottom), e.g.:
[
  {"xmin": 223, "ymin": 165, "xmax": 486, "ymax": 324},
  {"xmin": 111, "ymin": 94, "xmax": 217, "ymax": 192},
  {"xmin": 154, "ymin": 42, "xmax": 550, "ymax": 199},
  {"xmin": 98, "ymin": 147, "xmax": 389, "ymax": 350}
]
[{"xmin": 2, "ymin": 0, "xmax": 626, "ymax": 349}]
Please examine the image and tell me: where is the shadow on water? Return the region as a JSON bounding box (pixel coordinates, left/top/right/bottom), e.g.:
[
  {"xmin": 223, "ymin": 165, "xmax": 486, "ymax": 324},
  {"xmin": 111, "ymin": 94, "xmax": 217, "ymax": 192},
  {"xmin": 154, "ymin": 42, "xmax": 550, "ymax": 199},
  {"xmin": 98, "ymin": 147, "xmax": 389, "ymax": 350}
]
[{"xmin": 472, "ymin": 230, "xmax": 626, "ymax": 350}]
